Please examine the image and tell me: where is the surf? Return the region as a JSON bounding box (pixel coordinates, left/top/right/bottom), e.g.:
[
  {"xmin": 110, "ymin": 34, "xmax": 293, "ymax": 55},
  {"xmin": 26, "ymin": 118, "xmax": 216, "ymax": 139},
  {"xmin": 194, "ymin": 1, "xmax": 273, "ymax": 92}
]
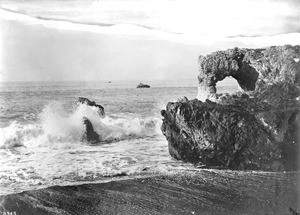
[{"xmin": 0, "ymin": 101, "xmax": 162, "ymax": 149}]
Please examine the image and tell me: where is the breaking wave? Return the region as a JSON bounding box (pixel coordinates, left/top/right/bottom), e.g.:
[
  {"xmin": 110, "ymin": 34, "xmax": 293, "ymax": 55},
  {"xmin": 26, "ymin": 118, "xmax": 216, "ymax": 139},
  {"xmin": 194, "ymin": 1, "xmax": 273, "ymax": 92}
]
[{"xmin": 0, "ymin": 102, "xmax": 162, "ymax": 149}]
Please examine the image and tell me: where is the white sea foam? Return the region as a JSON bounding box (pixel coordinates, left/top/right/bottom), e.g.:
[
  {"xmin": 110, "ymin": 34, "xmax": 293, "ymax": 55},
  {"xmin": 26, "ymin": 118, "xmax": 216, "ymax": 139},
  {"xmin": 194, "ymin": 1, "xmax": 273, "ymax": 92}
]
[
  {"xmin": 0, "ymin": 102, "xmax": 162, "ymax": 149},
  {"xmin": 0, "ymin": 122, "xmax": 42, "ymax": 148}
]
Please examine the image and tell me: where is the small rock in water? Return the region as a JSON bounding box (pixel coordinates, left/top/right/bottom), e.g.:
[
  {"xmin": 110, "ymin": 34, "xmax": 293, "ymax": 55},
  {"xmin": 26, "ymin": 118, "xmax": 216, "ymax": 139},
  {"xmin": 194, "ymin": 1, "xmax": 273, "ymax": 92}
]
[
  {"xmin": 137, "ymin": 83, "xmax": 150, "ymax": 88},
  {"xmin": 81, "ymin": 117, "xmax": 101, "ymax": 144},
  {"xmin": 78, "ymin": 97, "xmax": 105, "ymax": 116}
]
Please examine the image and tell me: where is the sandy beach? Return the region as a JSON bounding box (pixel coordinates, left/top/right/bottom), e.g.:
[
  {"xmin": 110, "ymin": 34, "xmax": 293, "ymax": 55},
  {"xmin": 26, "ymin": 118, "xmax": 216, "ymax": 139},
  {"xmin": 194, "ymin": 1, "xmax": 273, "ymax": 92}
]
[{"xmin": 1, "ymin": 169, "xmax": 299, "ymax": 215}]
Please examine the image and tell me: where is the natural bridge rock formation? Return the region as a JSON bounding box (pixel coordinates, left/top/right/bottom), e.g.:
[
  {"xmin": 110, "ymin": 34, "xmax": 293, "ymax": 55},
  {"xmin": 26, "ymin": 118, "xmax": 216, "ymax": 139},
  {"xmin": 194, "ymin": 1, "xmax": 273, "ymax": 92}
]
[
  {"xmin": 162, "ymin": 45, "xmax": 300, "ymax": 171},
  {"xmin": 197, "ymin": 45, "xmax": 300, "ymax": 101}
]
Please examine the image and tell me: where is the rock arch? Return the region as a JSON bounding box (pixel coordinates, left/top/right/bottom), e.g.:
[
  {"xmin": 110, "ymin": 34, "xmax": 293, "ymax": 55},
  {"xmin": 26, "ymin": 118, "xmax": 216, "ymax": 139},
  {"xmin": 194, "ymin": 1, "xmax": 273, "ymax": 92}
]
[
  {"xmin": 197, "ymin": 48, "xmax": 259, "ymax": 100},
  {"xmin": 162, "ymin": 45, "xmax": 300, "ymax": 171}
]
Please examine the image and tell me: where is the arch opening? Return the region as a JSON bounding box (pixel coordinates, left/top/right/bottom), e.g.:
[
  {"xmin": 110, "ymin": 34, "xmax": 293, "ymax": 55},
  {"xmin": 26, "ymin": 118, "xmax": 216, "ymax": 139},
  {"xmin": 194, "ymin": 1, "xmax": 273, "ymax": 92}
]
[{"xmin": 216, "ymin": 76, "xmax": 242, "ymax": 94}]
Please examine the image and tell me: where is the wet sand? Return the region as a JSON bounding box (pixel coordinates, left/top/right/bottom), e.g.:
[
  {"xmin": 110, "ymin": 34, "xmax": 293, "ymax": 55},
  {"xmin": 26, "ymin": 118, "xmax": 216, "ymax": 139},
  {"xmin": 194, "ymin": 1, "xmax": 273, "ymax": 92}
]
[{"xmin": 0, "ymin": 170, "xmax": 299, "ymax": 215}]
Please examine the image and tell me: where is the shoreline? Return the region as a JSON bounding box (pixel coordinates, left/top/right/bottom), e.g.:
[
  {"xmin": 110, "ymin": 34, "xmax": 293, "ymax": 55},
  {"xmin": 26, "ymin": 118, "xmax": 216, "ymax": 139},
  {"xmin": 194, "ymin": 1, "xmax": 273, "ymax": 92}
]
[{"xmin": 1, "ymin": 170, "xmax": 299, "ymax": 215}]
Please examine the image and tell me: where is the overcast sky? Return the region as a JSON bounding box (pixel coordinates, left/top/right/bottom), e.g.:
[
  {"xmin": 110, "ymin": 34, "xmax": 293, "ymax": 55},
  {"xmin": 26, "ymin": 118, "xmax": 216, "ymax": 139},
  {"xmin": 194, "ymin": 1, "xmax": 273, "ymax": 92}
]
[{"xmin": 0, "ymin": 0, "xmax": 299, "ymax": 82}]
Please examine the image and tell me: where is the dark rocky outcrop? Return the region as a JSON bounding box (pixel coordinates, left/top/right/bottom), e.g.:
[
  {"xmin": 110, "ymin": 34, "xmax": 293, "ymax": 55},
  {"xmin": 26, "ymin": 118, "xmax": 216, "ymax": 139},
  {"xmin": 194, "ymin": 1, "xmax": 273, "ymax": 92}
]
[
  {"xmin": 81, "ymin": 117, "xmax": 101, "ymax": 144},
  {"xmin": 161, "ymin": 45, "xmax": 300, "ymax": 171},
  {"xmin": 77, "ymin": 97, "xmax": 104, "ymax": 144},
  {"xmin": 78, "ymin": 97, "xmax": 105, "ymax": 116},
  {"xmin": 161, "ymin": 97, "xmax": 299, "ymax": 171},
  {"xmin": 137, "ymin": 83, "xmax": 150, "ymax": 88}
]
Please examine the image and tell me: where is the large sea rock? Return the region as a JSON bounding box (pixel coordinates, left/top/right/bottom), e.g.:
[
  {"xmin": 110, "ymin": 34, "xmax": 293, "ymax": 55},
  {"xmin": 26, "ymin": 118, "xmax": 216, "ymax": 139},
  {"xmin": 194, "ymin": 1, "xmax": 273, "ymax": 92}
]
[{"xmin": 161, "ymin": 45, "xmax": 300, "ymax": 171}]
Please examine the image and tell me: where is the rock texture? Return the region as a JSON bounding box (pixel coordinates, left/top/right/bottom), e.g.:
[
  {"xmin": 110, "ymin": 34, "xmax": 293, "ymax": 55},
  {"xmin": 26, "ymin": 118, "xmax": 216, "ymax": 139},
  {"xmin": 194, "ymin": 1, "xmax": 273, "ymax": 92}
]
[
  {"xmin": 137, "ymin": 83, "xmax": 150, "ymax": 88},
  {"xmin": 78, "ymin": 97, "xmax": 105, "ymax": 116},
  {"xmin": 81, "ymin": 117, "xmax": 101, "ymax": 144},
  {"xmin": 77, "ymin": 97, "xmax": 103, "ymax": 144},
  {"xmin": 161, "ymin": 45, "xmax": 300, "ymax": 171},
  {"xmin": 197, "ymin": 45, "xmax": 300, "ymax": 101}
]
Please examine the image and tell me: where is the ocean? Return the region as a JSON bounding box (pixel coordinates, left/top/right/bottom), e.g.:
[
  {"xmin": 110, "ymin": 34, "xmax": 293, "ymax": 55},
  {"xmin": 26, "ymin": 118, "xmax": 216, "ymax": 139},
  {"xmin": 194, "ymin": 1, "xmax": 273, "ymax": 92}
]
[{"xmin": 0, "ymin": 79, "xmax": 240, "ymax": 196}]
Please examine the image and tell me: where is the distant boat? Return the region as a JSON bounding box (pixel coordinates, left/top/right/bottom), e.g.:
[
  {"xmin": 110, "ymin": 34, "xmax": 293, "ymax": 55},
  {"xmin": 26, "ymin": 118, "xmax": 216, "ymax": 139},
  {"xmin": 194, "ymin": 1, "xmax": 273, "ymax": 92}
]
[
  {"xmin": 137, "ymin": 83, "xmax": 150, "ymax": 88},
  {"xmin": 107, "ymin": 81, "xmax": 111, "ymax": 83}
]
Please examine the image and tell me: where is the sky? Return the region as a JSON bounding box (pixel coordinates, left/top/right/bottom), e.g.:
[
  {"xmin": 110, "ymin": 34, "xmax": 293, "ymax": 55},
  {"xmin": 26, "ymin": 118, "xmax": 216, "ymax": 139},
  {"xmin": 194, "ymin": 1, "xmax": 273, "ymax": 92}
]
[{"xmin": 0, "ymin": 0, "xmax": 299, "ymax": 82}]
